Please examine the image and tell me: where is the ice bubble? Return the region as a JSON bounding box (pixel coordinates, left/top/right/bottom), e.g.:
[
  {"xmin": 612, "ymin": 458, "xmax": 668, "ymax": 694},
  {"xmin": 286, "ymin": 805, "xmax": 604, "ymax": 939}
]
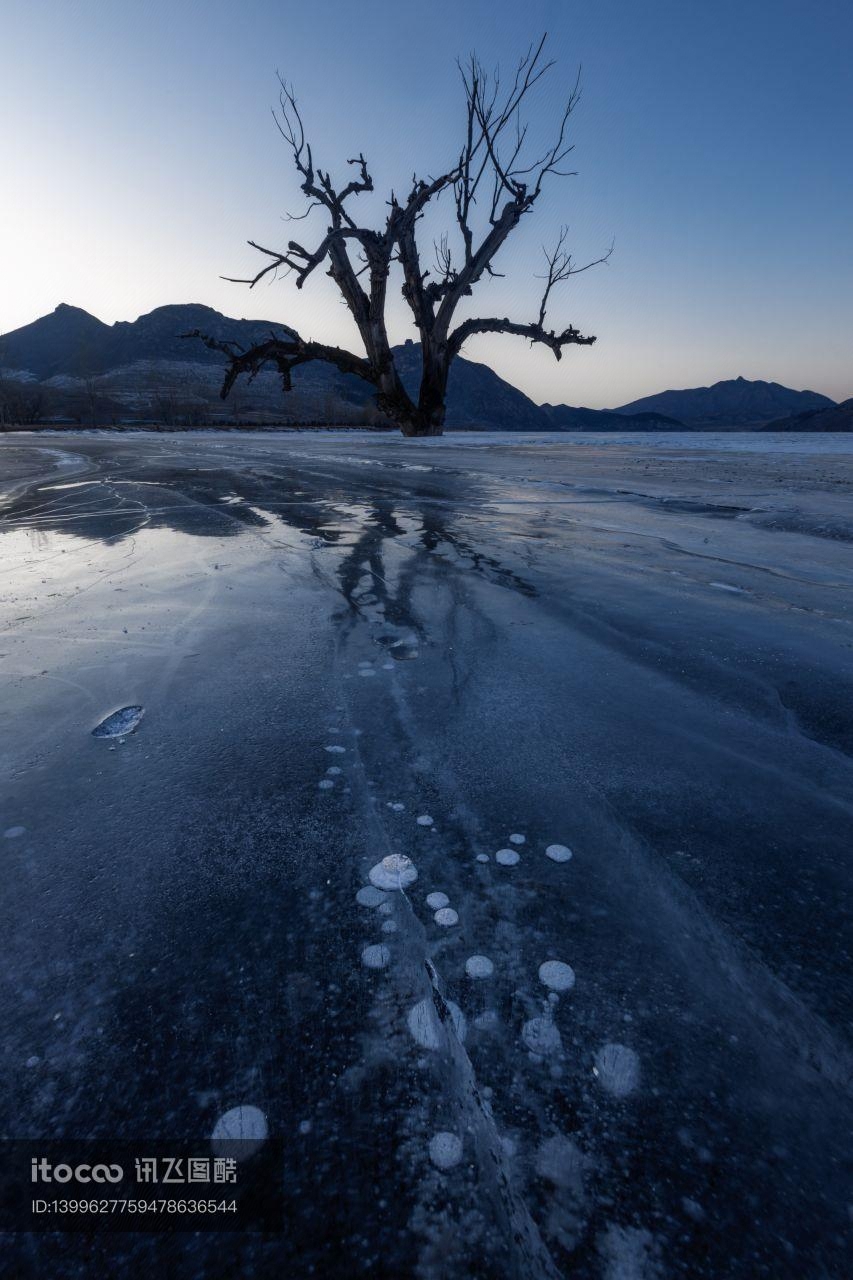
[
  {"xmin": 416, "ymin": 814, "xmax": 434, "ymax": 827},
  {"xmin": 389, "ymin": 802, "xmax": 405, "ymax": 812},
  {"xmin": 535, "ymin": 1134, "xmax": 584, "ymax": 1191},
  {"xmin": 356, "ymin": 885, "xmax": 387, "ymax": 908},
  {"xmin": 522, "ymin": 1017, "xmax": 562, "ymax": 1056},
  {"xmin": 501, "ymin": 1135, "xmax": 517, "ymax": 1157},
  {"xmin": 407, "ymin": 997, "xmax": 466, "ymax": 1049},
  {"xmin": 325, "ymin": 745, "xmax": 346, "ymax": 754},
  {"xmin": 429, "ymin": 1131, "xmax": 463, "ymax": 1170},
  {"xmin": 358, "ymin": 668, "xmax": 377, "ymax": 677},
  {"xmin": 465, "ymin": 955, "xmax": 494, "ymax": 979},
  {"xmin": 298, "ymin": 1120, "xmax": 312, "ymax": 1136},
  {"xmin": 495, "ymin": 848, "xmax": 520, "ymax": 867},
  {"xmin": 434, "ymin": 907, "xmax": 459, "ymax": 927},
  {"xmin": 318, "ymin": 779, "xmax": 334, "ymax": 790},
  {"xmin": 381, "ymin": 920, "xmax": 398, "ymax": 934},
  {"xmin": 382, "ymin": 661, "xmax": 395, "ymax": 670},
  {"xmin": 545, "ymin": 844, "xmax": 573, "ymax": 863},
  {"xmin": 3, "ymin": 826, "xmax": 25, "ymax": 839},
  {"xmin": 509, "ymin": 833, "xmax": 526, "ymax": 845},
  {"xmin": 538, "ymin": 960, "xmax": 576, "ymax": 993},
  {"xmin": 211, "ymin": 1105, "xmax": 268, "ymax": 1157},
  {"xmin": 426, "ymin": 892, "xmax": 450, "ymax": 910},
  {"xmin": 593, "ymin": 1043, "xmax": 640, "ymax": 1097},
  {"xmin": 369, "ymin": 854, "xmax": 418, "ymax": 891},
  {"xmin": 476, "ymin": 853, "xmax": 490, "ymax": 864},
  {"xmin": 327, "ymin": 766, "xmax": 342, "ymax": 776},
  {"xmin": 474, "ymin": 1009, "xmax": 499, "ymax": 1031},
  {"xmin": 25, "ymin": 1055, "xmax": 40, "ymax": 1068},
  {"xmin": 378, "ymin": 901, "xmax": 394, "ymax": 916},
  {"xmin": 361, "ymin": 944, "xmax": 391, "ymax": 970}
]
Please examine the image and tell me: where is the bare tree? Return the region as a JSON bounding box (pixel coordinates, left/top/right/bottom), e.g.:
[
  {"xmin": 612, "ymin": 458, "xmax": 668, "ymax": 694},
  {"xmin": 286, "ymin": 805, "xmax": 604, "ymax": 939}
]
[{"xmin": 189, "ymin": 36, "xmax": 610, "ymax": 437}]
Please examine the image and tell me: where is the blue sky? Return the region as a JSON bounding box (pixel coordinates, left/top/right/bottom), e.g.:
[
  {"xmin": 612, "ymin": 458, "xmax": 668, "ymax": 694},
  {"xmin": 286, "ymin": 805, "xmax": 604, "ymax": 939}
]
[{"xmin": 2, "ymin": 0, "xmax": 851, "ymax": 406}]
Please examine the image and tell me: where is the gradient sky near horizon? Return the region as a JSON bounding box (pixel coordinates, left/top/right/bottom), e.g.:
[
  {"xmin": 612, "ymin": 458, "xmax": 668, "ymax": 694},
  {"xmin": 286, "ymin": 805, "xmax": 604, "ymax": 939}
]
[{"xmin": 2, "ymin": 0, "xmax": 851, "ymax": 407}]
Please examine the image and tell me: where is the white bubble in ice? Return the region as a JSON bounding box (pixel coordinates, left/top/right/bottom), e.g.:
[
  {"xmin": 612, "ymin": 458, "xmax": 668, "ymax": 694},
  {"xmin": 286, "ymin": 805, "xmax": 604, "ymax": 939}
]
[
  {"xmin": 381, "ymin": 919, "xmax": 398, "ymax": 934},
  {"xmin": 429, "ymin": 1131, "xmax": 463, "ymax": 1170},
  {"xmin": 25, "ymin": 1055, "xmax": 40, "ymax": 1068},
  {"xmin": 509, "ymin": 833, "xmax": 526, "ymax": 845},
  {"xmin": 407, "ymin": 997, "xmax": 467, "ymax": 1049},
  {"xmin": 474, "ymin": 1009, "xmax": 499, "ymax": 1031},
  {"xmin": 356, "ymin": 885, "xmax": 387, "ymax": 908},
  {"xmin": 545, "ymin": 844, "xmax": 573, "ymax": 863},
  {"xmin": 593, "ymin": 1043, "xmax": 640, "ymax": 1097},
  {"xmin": 382, "ymin": 661, "xmax": 395, "ymax": 670},
  {"xmin": 535, "ymin": 1134, "xmax": 584, "ymax": 1191},
  {"xmin": 434, "ymin": 907, "xmax": 459, "ymax": 927},
  {"xmin": 495, "ymin": 848, "xmax": 520, "ymax": 867},
  {"xmin": 476, "ymin": 853, "xmax": 490, "ymax": 863},
  {"xmin": 318, "ymin": 779, "xmax": 334, "ymax": 790},
  {"xmin": 4, "ymin": 826, "xmax": 25, "ymax": 839},
  {"xmin": 369, "ymin": 854, "xmax": 418, "ymax": 890},
  {"xmin": 325, "ymin": 745, "xmax": 346, "ymax": 754},
  {"xmin": 465, "ymin": 955, "xmax": 494, "ymax": 979},
  {"xmin": 522, "ymin": 1017, "xmax": 562, "ymax": 1056},
  {"xmin": 211, "ymin": 1105, "xmax": 268, "ymax": 1157},
  {"xmin": 327, "ymin": 766, "xmax": 342, "ymax": 776},
  {"xmin": 361, "ymin": 944, "xmax": 391, "ymax": 970},
  {"xmin": 426, "ymin": 892, "xmax": 449, "ymax": 910},
  {"xmin": 389, "ymin": 802, "xmax": 405, "ymax": 812},
  {"xmin": 416, "ymin": 814, "xmax": 434, "ymax": 827},
  {"xmin": 538, "ymin": 960, "xmax": 576, "ymax": 993},
  {"xmin": 358, "ymin": 668, "xmax": 377, "ymax": 677}
]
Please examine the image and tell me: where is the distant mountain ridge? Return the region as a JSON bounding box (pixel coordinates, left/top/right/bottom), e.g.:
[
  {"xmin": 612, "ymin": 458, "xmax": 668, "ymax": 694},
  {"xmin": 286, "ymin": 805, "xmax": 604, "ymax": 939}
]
[
  {"xmin": 0, "ymin": 304, "xmax": 842, "ymax": 430},
  {"xmin": 614, "ymin": 377, "xmax": 834, "ymax": 428},
  {"xmin": 761, "ymin": 398, "xmax": 853, "ymax": 432}
]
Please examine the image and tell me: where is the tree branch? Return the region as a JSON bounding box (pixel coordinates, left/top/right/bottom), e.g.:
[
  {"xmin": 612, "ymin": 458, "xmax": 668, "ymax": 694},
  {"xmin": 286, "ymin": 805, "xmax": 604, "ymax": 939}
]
[
  {"xmin": 182, "ymin": 328, "xmax": 375, "ymax": 398},
  {"xmin": 448, "ymin": 316, "xmax": 596, "ymax": 360}
]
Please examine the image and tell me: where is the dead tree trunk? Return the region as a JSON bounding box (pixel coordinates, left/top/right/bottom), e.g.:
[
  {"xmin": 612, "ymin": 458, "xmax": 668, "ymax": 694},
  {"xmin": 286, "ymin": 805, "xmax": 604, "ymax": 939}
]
[{"xmin": 188, "ymin": 37, "xmax": 610, "ymax": 436}]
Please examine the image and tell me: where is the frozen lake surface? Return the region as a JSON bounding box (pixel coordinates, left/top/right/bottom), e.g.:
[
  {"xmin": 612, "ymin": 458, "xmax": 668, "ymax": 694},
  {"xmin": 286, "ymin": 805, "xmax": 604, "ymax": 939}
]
[{"xmin": 1, "ymin": 430, "xmax": 851, "ymax": 1277}]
